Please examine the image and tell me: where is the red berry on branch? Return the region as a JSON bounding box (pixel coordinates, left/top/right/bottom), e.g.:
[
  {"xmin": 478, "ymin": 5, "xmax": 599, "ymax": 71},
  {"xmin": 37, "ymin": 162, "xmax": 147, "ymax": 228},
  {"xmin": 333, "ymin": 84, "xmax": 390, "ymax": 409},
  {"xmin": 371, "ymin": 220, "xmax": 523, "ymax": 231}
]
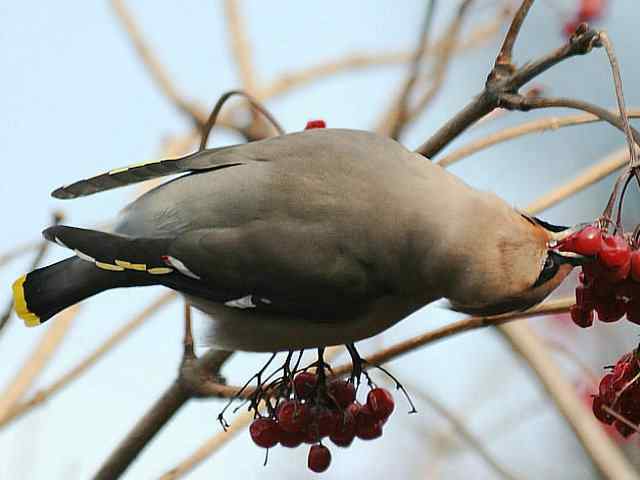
[
  {"xmin": 328, "ymin": 380, "xmax": 356, "ymax": 409},
  {"xmin": 308, "ymin": 444, "xmax": 331, "ymax": 473},
  {"xmin": 305, "ymin": 119, "xmax": 326, "ymax": 130},
  {"xmin": 277, "ymin": 400, "xmax": 311, "ymax": 433},
  {"xmin": 366, "ymin": 388, "xmax": 395, "ymax": 421},
  {"xmin": 572, "ymin": 225, "xmax": 603, "ymax": 256},
  {"xmin": 599, "ymin": 235, "xmax": 631, "ymax": 270},
  {"xmin": 570, "ymin": 304, "xmax": 594, "ymax": 328},
  {"xmin": 294, "ymin": 372, "xmax": 317, "ymax": 399},
  {"xmin": 279, "ymin": 429, "xmax": 305, "ymax": 448},
  {"xmin": 575, "ymin": 285, "xmax": 595, "ymax": 309},
  {"xmin": 249, "ymin": 418, "xmax": 281, "ymax": 448},
  {"xmin": 355, "ymin": 405, "xmax": 384, "ymax": 440},
  {"xmin": 578, "ymin": 0, "xmax": 607, "ymax": 21},
  {"xmin": 310, "ymin": 407, "xmax": 340, "ymax": 438},
  {"xmin": 329, "ymin": 409, "xmax": 357, "ymax": 447}
]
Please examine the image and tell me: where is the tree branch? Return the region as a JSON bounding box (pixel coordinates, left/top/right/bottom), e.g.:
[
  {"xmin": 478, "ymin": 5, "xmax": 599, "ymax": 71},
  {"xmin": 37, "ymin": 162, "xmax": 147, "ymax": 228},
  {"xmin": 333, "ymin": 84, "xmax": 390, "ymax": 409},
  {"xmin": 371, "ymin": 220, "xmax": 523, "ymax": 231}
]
[{"xmin": 415, "ymin": 4, "xmax": 602, "ymax": 159}]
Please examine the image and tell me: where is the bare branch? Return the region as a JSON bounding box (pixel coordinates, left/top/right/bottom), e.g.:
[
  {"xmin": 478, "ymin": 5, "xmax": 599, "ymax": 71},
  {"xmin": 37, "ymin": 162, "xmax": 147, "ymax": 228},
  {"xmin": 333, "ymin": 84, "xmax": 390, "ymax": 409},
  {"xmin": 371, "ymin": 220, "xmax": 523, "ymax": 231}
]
[
  {"xmin": 438, "ymin": 110, "xmax": 640, "ymax": 167},
  {"xmin": 0, "ymin": 306, "xmax": 78, "ymax": 425},
  {"xmin": 416, "ymin": 20, "xmax": 601, "ymax": 159},
  {"xmin": 494, "ymin": 0, "xmax": 534, "ymax": 68}
]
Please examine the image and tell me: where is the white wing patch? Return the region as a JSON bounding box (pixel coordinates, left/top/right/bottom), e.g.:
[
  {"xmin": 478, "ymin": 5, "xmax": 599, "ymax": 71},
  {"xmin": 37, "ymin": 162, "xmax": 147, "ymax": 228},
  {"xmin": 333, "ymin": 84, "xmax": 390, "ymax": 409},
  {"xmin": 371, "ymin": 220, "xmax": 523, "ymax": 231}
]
[
  {"xmin": 162, "ymin": 255, "xmax": 201, "ymax": 279},
  {"xmin": 224, "ymin": 296, "xmax": 257, "ymax": 309}
]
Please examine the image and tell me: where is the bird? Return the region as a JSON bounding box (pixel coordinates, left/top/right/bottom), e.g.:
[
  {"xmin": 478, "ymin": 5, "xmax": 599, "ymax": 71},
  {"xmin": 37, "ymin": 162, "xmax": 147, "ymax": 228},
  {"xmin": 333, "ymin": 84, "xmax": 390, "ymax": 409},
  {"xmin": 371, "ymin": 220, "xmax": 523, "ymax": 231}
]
[{"xmin": 12, "ymin": 128, "xmax": 583, "ymax": 352}]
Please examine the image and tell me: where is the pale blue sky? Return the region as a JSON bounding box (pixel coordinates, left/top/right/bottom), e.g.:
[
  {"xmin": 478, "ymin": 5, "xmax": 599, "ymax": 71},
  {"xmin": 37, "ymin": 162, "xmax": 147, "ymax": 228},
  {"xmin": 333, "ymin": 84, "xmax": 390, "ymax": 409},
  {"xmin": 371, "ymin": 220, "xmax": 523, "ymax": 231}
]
[{"xmin": 2, "ymin": 1, "xmax": 640, "ymax": 478}]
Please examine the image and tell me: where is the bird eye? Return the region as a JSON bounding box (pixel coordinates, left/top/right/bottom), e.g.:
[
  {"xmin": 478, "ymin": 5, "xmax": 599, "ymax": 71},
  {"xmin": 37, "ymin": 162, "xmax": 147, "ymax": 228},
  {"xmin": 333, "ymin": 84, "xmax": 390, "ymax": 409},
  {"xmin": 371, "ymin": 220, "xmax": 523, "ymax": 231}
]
[{"xmin": 532, "ymin": 253, "xmax": 560, "ymax": 288}]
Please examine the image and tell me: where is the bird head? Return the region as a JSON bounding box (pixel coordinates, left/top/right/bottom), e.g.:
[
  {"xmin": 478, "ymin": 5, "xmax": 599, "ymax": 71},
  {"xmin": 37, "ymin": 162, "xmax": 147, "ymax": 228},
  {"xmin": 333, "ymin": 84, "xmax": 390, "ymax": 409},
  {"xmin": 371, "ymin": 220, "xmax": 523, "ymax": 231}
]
[{"xmin": 445, "ymin": 208, "xmax": 588, "ymax": 317}]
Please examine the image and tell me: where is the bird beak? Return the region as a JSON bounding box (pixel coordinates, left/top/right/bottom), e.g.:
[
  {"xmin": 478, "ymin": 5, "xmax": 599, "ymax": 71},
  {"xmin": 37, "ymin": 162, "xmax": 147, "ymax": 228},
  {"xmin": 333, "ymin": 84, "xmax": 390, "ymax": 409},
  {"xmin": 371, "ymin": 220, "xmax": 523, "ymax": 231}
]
[{"xmin": 548, "ymin": 222, "xmax": 595, "ymax": 267}]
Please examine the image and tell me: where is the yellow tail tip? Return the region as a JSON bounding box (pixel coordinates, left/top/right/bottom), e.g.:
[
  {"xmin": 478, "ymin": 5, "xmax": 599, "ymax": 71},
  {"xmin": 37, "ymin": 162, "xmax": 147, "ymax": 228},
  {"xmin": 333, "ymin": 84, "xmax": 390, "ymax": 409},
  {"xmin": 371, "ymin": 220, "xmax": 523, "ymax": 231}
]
[{"xmin": 11, "ymin": 274, "xmax": 40, "ymax": 327}]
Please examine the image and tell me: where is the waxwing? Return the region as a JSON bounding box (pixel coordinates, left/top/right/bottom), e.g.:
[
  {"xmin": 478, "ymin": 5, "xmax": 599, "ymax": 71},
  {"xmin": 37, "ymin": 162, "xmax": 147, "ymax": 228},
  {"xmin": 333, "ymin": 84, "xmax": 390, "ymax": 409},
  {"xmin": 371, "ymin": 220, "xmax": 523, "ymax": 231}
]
[{"xmin": 12, "ymin": 129, "xmax": 582, "ymax": 352}]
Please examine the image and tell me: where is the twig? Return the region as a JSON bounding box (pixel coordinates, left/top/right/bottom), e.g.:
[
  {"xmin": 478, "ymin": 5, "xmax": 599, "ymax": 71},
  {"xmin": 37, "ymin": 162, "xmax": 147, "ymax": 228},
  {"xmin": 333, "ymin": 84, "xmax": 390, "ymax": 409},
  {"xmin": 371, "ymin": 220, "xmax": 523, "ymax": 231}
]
[
  {"xmin": 399, "ymin": 376, "xmax": 520, "ymax": 480},
  {"xmin": 498, "ymin": 322, "xmax": 637, "ymax": 480},
  {"xmin": 0, "ymin": 306, "xmax": 78, "ymax": 425},
  {"xmin": 0, "ymin": 211, "xmax": 63, "ymax": 335},
  {"xmin": 494, "ymin": 0, "xmax": 534, "ymax": 68},
  {"xmin": 0, "ymin": 241, "xmax": 41, "ymax": 269},
  {"xmin": 0, "ymin": 292, "xmax": 175, "ymax": 429},
  {"xmin": 387, "ymin": 0, "xmax": 437, "ymax": 139},
  {"xmin": 597, "ymin": 32, "xmax": 638, "ymax": 169},
  {"xmin": 199, "ymin": 90, "xmax": 285, "ymax": 151},
  {"xmin": 438, "ymin": 110, "xmax": 640, "ymax": 167},
  {"xmin": 497, "ymin": 95, "xmax": 640, "ymax": 146},
  {"xmin": 110, "ymin": 0, "xmax": 206, "ymax": 127},
  {"xmin": 416, "ymin": 11, "xmax": 602, "ymax": 159}
]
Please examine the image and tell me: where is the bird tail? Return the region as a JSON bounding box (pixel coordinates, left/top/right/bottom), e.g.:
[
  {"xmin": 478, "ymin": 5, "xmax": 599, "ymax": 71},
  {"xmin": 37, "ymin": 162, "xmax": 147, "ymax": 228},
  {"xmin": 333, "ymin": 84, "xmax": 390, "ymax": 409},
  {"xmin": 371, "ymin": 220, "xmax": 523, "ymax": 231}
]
[
  {"xmin": 12, "ymin": 256, "xmax": 128, "ymax": 326},
  {"xmin": 11, "ymin": 225, "xmax": 174, "ymax": 327}
]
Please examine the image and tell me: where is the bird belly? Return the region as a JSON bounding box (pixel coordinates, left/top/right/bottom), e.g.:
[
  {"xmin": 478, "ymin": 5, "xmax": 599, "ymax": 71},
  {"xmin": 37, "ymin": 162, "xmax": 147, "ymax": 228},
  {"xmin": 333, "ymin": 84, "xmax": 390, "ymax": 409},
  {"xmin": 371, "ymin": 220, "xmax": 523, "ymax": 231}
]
[{"xmin": 188, "ymin": 295, "xmax": 423, "ymax": 352}]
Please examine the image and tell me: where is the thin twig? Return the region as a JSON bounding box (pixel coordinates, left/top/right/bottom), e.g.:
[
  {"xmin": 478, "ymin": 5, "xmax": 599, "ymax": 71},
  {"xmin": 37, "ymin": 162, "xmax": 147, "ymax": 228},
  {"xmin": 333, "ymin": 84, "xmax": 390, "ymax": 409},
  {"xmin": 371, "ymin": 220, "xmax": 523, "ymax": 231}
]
[
  {"xmin": 0, "ymin": 292, "xmax": 175, "ymax": 429},
  {"xmin": 438, "ymin": 110, "xmax": 640, "ymax": 167},
  {"xmin": 494, "ymin": 0, "xmax": 534, "ymax": 68},
  {"xmin": 597, "ymin": 32, "xmax": 638, "ymax": 169},
  {"xmin": 0, "ymin": 306, "xmax": 78, "ymax": 425}
]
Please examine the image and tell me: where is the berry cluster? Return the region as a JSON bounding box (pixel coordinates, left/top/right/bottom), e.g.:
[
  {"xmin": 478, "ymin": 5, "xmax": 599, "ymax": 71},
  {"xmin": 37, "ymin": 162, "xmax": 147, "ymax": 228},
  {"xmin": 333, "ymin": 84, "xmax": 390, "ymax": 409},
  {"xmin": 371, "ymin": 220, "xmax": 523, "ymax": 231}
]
[
  {"xmin": 560, "ymin": 225, "xmax": 640, "ymax": 327},
  {"xmin": 563, "ymin": 0, "xmax": 607, "ymax": 37},
  {"xmin": 592, "ymin": 350, "xmax": 640, "ymax": 437},
  {"xmin": 305, "ymin": 119, "xmax": 326, "ymax": 130},
  {"xmin": 248, "ymin": 371, "xmax": 395, "ymax": 473}
]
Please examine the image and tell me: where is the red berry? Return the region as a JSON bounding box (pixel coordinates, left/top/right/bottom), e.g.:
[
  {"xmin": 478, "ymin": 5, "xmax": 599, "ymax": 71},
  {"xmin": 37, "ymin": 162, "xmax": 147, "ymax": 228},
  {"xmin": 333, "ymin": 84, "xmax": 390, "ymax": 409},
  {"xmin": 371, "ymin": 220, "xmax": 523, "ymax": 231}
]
[
  {"xmin": 599, "ymin": 374, "xmax": 616, "ymax": 404},
  {"xmin": 249, "ymin": 418, "xmax": 281, "ymax": 448},
  {"xmin": 602, "ymin": 258, "xmax": 631, "ymax": 284},
  {"xmin": 570, "ymin": 304, "xmax": 594, "ymax": 328},
  {"xmin": 592, "ymin": 396, "xmax": 615, "ymax": 425},
  {"xmin": 294, "ymin": 372, "xmax": 317, "ymax": 399},
  {"xmin": 308, "ymin": 444, "xmax": 331, "ymax": 473},
  {"xmin": 366, "ymin": 388, "xmax": 395, "ymax": 421},
  {"xmin": 305, "ymin": 119, "xmax": 326, "ymax": 130},
  {"xmin": 355, "ymin": 405, "xmax": 383, "ymax": 440},
  {"xmin": 279, "ymin": 429, "xmax": 305, "ymax": 448},
  {"xmin": 599, "ymin": 235, "xmax": 631, "ymax": 270},
  {"xmin": 277, "ymin": 400, "xmax": 310, "ymax": 433},
  {"xmin": 329, "ymin": 410, "xmax": 357, "ymax": 447},
  {"xmin": 328, "ymin": 380, "xmax": 356, "ymax": 409},
  {"xmin": 572, "ymin": 226, "xmax": 603, "ymax": 256},
  {"xmin": 595, "ymin": 299, "xmax": 626, "ymax": 323},
  {"xmin": 310, "ymin": 407, "xmax": 340, "ymax": 438},
  {"xmin": 631, "ymin": 250, "xmax": 640, "ymax": 282}
]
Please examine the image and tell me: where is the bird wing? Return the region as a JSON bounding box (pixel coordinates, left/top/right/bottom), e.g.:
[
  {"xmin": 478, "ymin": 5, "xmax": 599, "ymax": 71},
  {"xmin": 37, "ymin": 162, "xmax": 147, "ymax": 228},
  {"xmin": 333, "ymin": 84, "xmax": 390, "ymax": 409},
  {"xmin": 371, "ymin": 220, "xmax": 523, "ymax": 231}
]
[
  {"xmin": 51, "ymin": 145, "xmax": 246, "ymax": 199},
  {"xmin": 166, "ymin": 225, "xmax": 388, "ymax": 320}
]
